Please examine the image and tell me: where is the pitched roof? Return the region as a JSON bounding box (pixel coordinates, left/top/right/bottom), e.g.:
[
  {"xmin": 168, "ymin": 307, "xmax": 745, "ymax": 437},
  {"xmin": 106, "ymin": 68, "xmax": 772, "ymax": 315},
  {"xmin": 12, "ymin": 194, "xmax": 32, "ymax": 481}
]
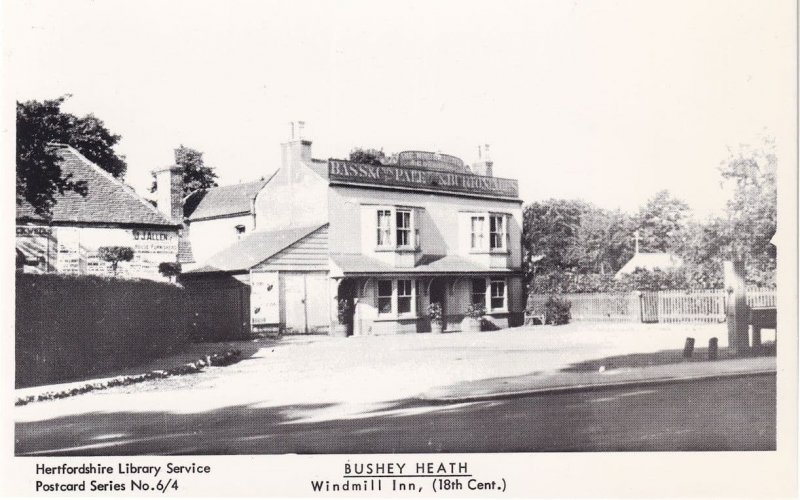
[
  {"xmin": 16, "ymin": 145, "xmax": 177, "ymax": 227},
  {"xmin": 615, "ymin": 252, "xmax": 684, "ymax": 278},
  {"xmin": 329, "ymin": 253, "xmax": 518, "ymax": 277},
  {"xmin": 306, "ymin": 159, "xmax": 329, "ymax": 179},
  {"xmin": 186, "ymin": 223, "xmax": 328, "ymax": 273},
  {"xmin": 184, "ymin": 176, "xmax": 272, "ymax": 221}
]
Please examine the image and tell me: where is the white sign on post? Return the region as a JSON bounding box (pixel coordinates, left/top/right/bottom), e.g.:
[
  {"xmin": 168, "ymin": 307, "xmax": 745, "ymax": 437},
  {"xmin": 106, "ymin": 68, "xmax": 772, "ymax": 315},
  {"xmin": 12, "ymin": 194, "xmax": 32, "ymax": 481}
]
[{"xmin": 250, "ymin": 271, "xmax": 280, "ymax": 326}]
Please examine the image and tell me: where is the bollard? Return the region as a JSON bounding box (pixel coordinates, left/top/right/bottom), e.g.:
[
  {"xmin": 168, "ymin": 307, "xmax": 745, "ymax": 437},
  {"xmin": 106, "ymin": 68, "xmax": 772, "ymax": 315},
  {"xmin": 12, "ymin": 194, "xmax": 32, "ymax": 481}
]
[
  {"xmin": 708, "ymin": 337, "xmax": 718, "ymax": 360},
  {"xmin": 683, "ymin": 337, "xmax": 695, "ymax": 358}
]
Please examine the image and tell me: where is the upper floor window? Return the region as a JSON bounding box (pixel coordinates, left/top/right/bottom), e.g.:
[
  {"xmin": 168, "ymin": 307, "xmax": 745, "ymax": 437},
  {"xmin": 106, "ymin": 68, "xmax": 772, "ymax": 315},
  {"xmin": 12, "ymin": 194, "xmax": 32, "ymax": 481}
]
[
  {"xmin": 374, "ymin": 207, "xmax": 418, "ymax": 250},
  {"xmin": 377, "ymin": 210, "xmax": 392, "ymax": 247},
  {"xmin": 489, "ymin": 215, "xmax": 505, "ymax": 250},
  {"xmin": 396, "ymin": 210, "xmax": 412, "ymax": 247},
  {"xmin": 469, "ymin": 213, "xmax": 508, "ymax": 252}
]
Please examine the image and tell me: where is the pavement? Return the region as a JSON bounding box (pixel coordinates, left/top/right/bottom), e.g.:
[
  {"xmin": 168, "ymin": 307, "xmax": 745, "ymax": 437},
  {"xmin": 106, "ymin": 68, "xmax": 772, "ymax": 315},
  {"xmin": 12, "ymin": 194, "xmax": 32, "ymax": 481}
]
[{"xmin": 14, "ymin": 322, "xmax": 776, "ymax": 425}]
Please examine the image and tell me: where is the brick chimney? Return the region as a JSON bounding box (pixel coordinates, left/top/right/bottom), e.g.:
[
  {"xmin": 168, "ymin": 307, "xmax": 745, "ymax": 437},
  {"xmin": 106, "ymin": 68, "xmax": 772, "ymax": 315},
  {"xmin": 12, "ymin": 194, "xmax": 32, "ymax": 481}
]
[
  {"xmin": 152, "ymin": 165, "xmax": 184, "ymax": 223},
  {"xmin": 471, "ymin": 143, "xmax": 493, "ymax": 176},
  {"xmin": 281, "ymin": 121, "xmax": 312, "ymax": 180}
]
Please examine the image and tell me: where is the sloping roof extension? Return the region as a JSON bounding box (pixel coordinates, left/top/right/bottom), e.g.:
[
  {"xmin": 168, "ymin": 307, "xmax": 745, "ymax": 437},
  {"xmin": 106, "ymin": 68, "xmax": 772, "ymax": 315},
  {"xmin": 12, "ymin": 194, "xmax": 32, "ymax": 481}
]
[
  {"xmin": 614, "ymin": 252, "xmax": 684, "ymax": 278},
  {"xmin": 184, "ymin": 177, "xmax": 271, "ymax": 221},
  {"xmin": 16, "ymin": 145, "xmax": 177, "ymax": 227},
  {"xmin": 186, "ymin": 223, "xmax": 328, "ymax": 273},
  {"xmin": 330, "ymin": 253, "xmax": 518, "ymax": 277}
]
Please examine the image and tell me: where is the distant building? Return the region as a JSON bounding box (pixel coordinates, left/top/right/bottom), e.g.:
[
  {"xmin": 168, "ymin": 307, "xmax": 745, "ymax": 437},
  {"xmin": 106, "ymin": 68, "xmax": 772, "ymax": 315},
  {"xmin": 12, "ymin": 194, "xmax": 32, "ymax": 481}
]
[
  {"xmin": 614, "ymin": 252, "xmax": 684, "ymax": 278},
  {"xmin": 16, "ymin": 145, "xmax": 182, "ymax": 281},
  {"xmin": 164, "ymin": 124, "xmax": 524, "ymax": 338}
]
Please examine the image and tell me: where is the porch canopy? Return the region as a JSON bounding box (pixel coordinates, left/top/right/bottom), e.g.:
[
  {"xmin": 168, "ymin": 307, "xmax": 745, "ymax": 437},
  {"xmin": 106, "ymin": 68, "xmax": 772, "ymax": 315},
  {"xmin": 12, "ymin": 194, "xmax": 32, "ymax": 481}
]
[{"xmin": 329, "ymin": 253, "xmax": 518, "ymax": 278}]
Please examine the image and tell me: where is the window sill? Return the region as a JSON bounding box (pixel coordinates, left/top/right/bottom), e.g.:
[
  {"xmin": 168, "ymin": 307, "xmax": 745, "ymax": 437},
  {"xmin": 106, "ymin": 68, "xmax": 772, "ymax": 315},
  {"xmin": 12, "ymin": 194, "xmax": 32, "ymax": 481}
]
[
  {"xmin": 375, "ymin": 314, "xmax": 420, "ymax": 322},
  {"xmin": 374, "ymin": 246, "xmax": 421, "ymax": 253},
  {"xmin": 469, "ymin": 249, "xmax": 509, "ymax": 255}
]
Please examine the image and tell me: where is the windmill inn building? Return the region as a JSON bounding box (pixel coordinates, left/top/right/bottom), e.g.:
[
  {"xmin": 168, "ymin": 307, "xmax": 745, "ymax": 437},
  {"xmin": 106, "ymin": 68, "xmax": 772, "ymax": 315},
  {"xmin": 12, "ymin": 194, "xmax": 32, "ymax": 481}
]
[{"xmin": 167, "ymin": 125, "xmax": 525, "ymax": 339}]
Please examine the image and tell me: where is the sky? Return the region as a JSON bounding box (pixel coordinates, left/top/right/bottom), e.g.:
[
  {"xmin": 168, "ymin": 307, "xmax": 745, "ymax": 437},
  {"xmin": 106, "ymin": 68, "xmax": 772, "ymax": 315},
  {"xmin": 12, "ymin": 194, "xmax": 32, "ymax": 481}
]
[{"xmin": 4, "ymin": 0, "xmax": 795, "ymax": 219}]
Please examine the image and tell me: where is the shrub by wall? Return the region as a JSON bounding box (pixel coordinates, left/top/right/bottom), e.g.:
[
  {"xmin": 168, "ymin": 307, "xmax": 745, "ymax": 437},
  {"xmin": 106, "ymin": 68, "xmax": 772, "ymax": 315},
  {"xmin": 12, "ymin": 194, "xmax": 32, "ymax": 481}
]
[{"xmin": 15, "ymin": 273, "xmax": 187, "ymax": 388}]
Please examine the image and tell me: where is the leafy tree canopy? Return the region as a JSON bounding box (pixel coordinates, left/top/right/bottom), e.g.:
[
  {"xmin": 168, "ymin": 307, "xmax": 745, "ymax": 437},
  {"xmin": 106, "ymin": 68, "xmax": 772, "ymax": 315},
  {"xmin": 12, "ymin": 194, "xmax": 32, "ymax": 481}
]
[
  {"xmin": 348, "ymin": 147, "xmax": 386, "ymax": 166},
  {"xmin": 17, "ymin": 96, "xmax": 127, "ymax": 216},
  {"xmin": 151, "ymin": 145, "xmax": 219, "ymax": 196}
]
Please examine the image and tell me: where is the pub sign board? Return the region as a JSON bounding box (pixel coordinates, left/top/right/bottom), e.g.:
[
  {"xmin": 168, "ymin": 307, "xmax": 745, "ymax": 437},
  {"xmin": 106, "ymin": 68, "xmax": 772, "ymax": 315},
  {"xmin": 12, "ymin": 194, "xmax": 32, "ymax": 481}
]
[{"xmin": 328, "ymin": 160, "xmax": 519, "ymax": 198}]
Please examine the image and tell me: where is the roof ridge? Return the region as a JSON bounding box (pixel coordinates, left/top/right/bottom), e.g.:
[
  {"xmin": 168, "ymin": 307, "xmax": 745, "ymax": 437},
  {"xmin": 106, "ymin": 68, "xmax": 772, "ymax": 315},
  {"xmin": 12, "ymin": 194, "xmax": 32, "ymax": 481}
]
[{"xmin": 60, "ymin": 145, "xmax": 176, "ymax": 225}]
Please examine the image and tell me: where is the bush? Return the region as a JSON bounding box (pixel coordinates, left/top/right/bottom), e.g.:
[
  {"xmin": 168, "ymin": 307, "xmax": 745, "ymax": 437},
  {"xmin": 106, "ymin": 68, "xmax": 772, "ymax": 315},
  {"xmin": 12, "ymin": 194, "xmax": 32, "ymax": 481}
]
[
  {"xmin": 428, "ymin": 302, "xmax": 443, "ymax": 324},
  {"xmin": 466, "ymin": 303, "xmax": 486, "ymax": 319},
  {"xmin": 158, "ymin": 261, "xmax": 182, "ymax": 281},
  {"xmin": 544, "ymin": 296, "xmax": 571, "ymax": 325}
]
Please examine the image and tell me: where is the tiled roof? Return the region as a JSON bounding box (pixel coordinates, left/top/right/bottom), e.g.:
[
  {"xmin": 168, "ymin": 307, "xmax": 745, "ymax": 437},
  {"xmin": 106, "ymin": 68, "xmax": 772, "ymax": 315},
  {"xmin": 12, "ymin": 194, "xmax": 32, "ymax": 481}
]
[
  {"xmin": 186, "ymin": 224, "xmax": 328, "ymax": 273},
  {"xmin": 330, "ymin": 253, "xmax": 518, "ymax": 277},
  {"xmin": 615, "ymin": 252, "xmax": 684, "ymax": 277},
  {"xmin": 184, "ymin": 177, "xmax": 272, "ymax": 221},
  {"xmin": 16, "ymin": 145, "xmax": 177, "ymax": 227}
]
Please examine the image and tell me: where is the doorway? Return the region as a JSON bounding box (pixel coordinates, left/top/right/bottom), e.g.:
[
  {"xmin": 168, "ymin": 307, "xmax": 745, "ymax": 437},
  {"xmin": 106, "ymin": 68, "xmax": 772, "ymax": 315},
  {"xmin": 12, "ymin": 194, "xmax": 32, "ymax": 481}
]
[
  {"xmin": 429, "ymin": 277, "xmax": 448, "ymax": 329},
  {"xmin": 337, "ymin": 278, "xmax": 357, "ymax": 336}
]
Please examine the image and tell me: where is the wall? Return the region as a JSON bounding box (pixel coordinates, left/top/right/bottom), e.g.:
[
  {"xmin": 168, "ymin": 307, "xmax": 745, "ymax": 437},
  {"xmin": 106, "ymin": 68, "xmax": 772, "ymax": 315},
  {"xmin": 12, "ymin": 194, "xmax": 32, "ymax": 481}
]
[
  {"xmin": 186, "ymin": 214, "xmax": 254, "ymax": 264},
  {"xmin": 328, "ymin": 186, "xmax": 523, "ymax": 269},
  {"xmin": 16, "ymin": 273, "xmax": 187, "ymax": 388},
  {"xmin": 254, "ymin": 162, "xmax": 329, "ymax": 232},
  {"xmin": 15, "ymin": 224, "xmax": 179, "ymax": 281}
]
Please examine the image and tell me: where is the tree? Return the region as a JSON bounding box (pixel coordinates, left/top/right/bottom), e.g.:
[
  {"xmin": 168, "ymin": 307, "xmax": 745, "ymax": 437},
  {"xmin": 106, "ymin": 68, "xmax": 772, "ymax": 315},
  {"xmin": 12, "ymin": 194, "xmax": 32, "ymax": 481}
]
[
  {"xmin": 16, "ymin": 96, "xmax": 127, "ymax": 216},
  {"xmin": 158, "ymin": 261, "xmax": 182, "ymax": 282},
  {"xmin": 98, "ymin": 246, "xmax": 134, "ymax": 276},
  {"xmin": 719, "ymin": 137, "xmax": 777, "ymax": 286},
  {"xmin": 151, "ymin": 145, "xmax": 218, "ymax": 196},
  {"xmin": 348, "ymin": 147, "xmax": 386, "ymax": 165},
  {"xmin": 634, "ymin": 190, "xmax": 691, "ymax": 253}
]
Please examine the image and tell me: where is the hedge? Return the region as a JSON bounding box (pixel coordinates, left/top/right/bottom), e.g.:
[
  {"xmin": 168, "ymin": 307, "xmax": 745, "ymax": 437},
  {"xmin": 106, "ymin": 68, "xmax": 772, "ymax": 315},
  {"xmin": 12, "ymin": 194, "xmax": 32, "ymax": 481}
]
[{"xmin": 16, "ymin": 273, "xmax": 188, "ymax": 388}]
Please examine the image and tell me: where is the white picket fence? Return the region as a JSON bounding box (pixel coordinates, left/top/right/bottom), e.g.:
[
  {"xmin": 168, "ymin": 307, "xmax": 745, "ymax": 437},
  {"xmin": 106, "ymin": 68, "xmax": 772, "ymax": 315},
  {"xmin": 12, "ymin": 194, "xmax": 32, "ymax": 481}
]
[
  {"xmin": 655, "ymin": 289, "xmax": 726, "ymax": 324},
  {"xmin": 529, "ymin": 288, "xmax": 776, "ymax": 324}
]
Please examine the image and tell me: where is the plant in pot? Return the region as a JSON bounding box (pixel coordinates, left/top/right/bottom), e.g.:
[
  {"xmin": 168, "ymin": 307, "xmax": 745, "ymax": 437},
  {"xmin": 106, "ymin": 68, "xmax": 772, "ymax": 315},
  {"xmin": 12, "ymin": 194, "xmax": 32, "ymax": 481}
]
[
  {"xmin": 428, "ymin": 302, "xmax": 444, "ymax": 334},
  {"xmin": 333, "ymin": 298, "xmax": 350, "ymax": 337},
  {"xmin": 461, "ymin": 303, "xmax": 485, "ymax": 333}
]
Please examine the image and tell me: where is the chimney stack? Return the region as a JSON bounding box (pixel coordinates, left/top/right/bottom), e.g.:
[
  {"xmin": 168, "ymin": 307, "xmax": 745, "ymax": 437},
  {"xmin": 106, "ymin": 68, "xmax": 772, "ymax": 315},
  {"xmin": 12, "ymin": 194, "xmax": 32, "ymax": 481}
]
[
  {"xmin": 281, "ymin": 121, "xmax": 313, "ymax": 179},
  {"xmin": 152, "ymin": 165, "xmax": 184, "ymax": 223},
  {"xmin": 471, "ymin": 143, "xmax": 493, "ymax": 177}
]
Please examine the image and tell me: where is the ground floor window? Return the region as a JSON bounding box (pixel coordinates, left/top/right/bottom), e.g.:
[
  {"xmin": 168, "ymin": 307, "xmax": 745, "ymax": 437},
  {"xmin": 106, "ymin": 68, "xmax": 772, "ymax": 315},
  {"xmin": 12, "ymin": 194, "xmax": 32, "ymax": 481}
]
[
  {"xmin": 490, "ymin": 279, "xmax": 506, "ymax": 311},
  {"xmin": 397, "ymin": 279, "xmax": 413, "ymax": 313},
  {"xmin": 376, "ymin": 278, "xmax": 419, "ymax": 317},
  {"xmin": 470, "ymin": 277, "xmax": 508, "ymax": 312},
  {"xmin": 378, "ymin": 280, "xmax": 392, "ymax": 313}
]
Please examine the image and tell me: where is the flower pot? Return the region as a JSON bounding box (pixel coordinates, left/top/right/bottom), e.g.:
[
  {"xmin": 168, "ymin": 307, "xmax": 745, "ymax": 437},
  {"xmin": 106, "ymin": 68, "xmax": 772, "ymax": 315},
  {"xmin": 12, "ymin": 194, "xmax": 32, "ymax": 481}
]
[
  {"xmin": 460, "ymin": 317, "xmax": 482, "ymax": 333},
  {"xmin": 331, "ymin": 323, "xmax": 349, "ymax": 337},
  {"xmin": 430, "ymin": 321, "xmax": 444, "ymax": 334}
]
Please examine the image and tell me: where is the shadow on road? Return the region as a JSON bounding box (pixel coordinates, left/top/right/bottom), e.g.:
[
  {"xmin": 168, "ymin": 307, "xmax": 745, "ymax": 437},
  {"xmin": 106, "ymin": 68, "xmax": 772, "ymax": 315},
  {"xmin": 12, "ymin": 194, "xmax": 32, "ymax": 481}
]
[{"xmin": 16, "ymin": 375, "xmax": 775, "ymax": 456}]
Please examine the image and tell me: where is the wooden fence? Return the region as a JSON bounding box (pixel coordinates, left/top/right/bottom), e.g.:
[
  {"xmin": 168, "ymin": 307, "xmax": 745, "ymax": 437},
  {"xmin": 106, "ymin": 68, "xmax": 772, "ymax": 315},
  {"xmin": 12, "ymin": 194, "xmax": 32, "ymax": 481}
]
[{"xmin": 529, "ymin": 288, "xmax": 776, "ymax": 324}]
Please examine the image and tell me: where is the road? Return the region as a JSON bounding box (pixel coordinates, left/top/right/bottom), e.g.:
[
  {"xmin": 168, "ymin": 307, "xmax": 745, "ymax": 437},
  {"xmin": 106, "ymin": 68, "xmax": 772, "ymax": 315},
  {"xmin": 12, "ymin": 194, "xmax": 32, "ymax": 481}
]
[{"xmin": 16, "ymin": 374, "xmax": 775, "ymax": 455}]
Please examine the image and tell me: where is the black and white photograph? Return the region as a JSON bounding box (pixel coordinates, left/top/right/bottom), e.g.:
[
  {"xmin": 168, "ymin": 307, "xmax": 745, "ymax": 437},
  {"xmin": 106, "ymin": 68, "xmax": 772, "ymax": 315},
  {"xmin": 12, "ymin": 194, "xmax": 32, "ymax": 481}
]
[{"xmin": 1, "ymin": 0, "xmax": 797, "ymax": 497}]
